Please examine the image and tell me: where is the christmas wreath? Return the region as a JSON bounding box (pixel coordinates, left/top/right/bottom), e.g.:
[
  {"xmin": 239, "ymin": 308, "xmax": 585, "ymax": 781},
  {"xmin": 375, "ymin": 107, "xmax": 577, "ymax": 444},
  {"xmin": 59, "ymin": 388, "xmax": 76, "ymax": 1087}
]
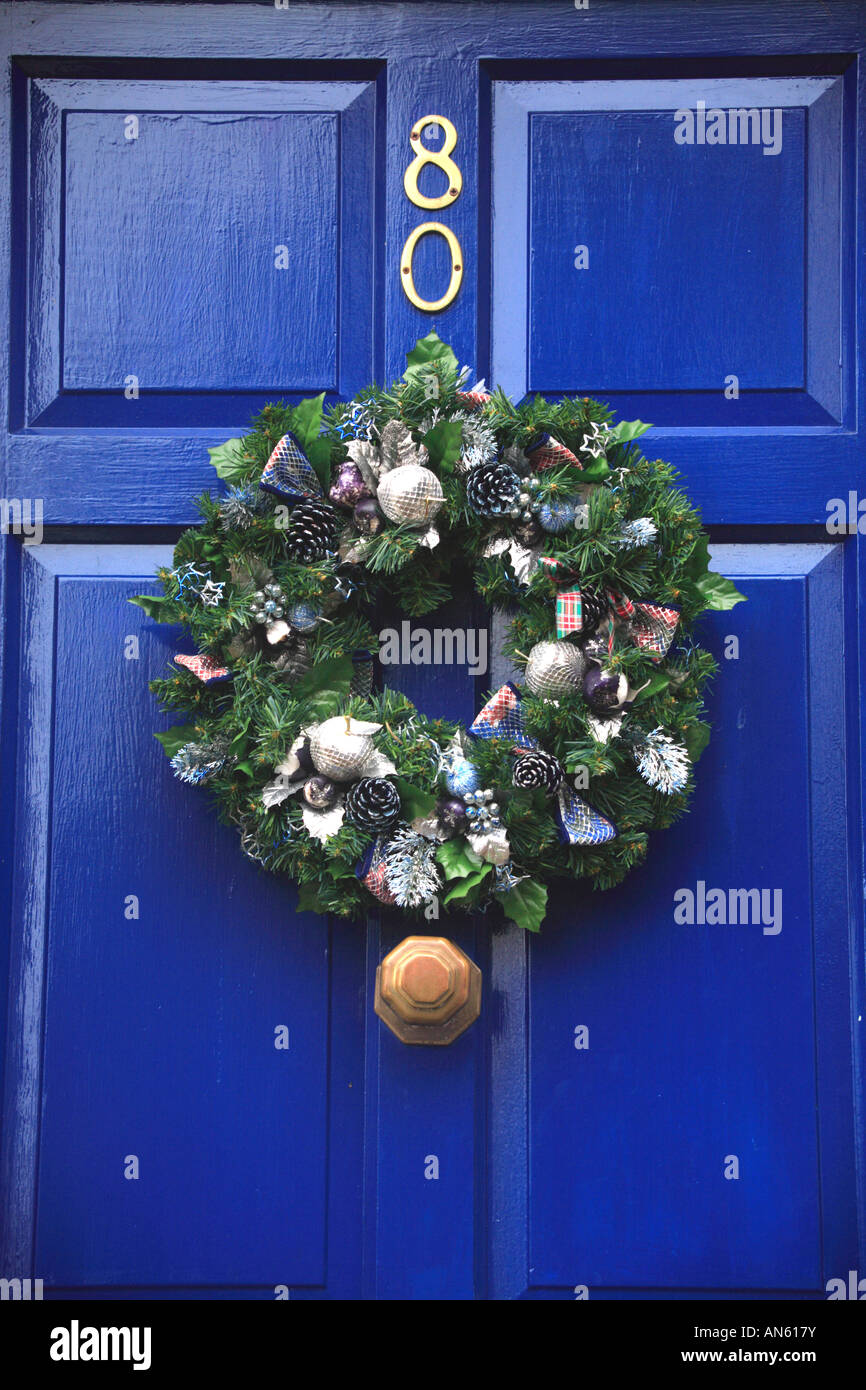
[{"xmin": 132, "ymin": 334, "xmax": 744, "ymax": 933}]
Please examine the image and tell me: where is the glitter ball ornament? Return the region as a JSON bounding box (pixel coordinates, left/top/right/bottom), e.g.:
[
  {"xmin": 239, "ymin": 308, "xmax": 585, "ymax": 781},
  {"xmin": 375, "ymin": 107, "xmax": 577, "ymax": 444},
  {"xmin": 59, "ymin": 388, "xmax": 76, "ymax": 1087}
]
[
  {"xmin": 329, "ymin": 460, "xmax": 371, "ymax": 510},
  {"xmin": 286, "ymin": 601, "xmax": 320, "ymax": 633},
  {"xmin": 445, "ymin": 756, "xmax": 481, "ymax": 797},
  {"xmin": 512, "ymin": 750, "xmax": 563, "ymax": 794},
  {"xmin": 353, "ymin": 496, "xmax": 385, "ymax": 535},
  {"xmin": 583, "ymin": 665, "xmax": 630, "ymax": 712},
  {"xmin": 376, "ymin": 463, "xmax": 444, "ymax": 526},
  {"xmin": 283, "ymin": 499, "xmax": 339, "ymax": 563},
  {"xmin": 524, "ymin": 640, "xmax": 586, "ymax": 697},
  {"xmin": 344, "ymin": 777, "xmax": 402, "ymax": 833},
  {"xmin": 465, "ymin": 461, "xmax": 521, "ymax": 517},
  {"xmin": 302, "ymin": 775, "xmax": 338, "ymax": 810},
  {"xmin": 514, "ymin": 517, "xmax": 544, "ymax": 547},
  {"xmin": 538, "ymin": 497, "xmax": 576, "ymax": 533},
  {"xmin": 435, "ymin": 797, "xmax": 468, "ymax": 835},
  {"xmin": 309, "ymin": 716, "xmax": 378, "ymax": 782}
]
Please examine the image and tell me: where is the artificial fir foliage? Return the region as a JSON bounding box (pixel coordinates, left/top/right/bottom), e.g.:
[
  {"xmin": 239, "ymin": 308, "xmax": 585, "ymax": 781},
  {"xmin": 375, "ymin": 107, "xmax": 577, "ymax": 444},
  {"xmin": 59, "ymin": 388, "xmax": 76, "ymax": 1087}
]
[{"xmin": 133, "ymin": 334, "xmax": 745, "ymax": 931}]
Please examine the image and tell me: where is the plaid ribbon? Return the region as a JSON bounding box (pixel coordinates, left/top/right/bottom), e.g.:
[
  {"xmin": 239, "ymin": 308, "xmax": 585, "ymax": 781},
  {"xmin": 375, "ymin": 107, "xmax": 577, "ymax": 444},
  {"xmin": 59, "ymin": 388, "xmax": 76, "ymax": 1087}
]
[
  {"xmin": 555, "ymin": 589, "xmax": 583, "ymax": 638},
  {"xmin": 525, "ymin": 432, "xmax": 582, "ymax": 472},
  {"xmin": 356, "ymin": 837, "xmax": 397, "ymax": 906},
  {"xmin": 455, "ymin": 389, "xmax": 490, "ymax": 410},
  {"xmin": 539, "ymin": 562, "xmax": 678, "ymax": 660},
  {"xmin": 174, "ymin": 652, "xmax": 232, "ymax": 684},
  {"xmin": 469, "ymin": 683, "xmax": 538, "ymax": 750},
  {"xmin": 260, "ymin": 431, "xmax": 323, "ymax": 502},
  {"xmin": 555, "ymin": 786, "xmax": 617, "ymax": 846}
]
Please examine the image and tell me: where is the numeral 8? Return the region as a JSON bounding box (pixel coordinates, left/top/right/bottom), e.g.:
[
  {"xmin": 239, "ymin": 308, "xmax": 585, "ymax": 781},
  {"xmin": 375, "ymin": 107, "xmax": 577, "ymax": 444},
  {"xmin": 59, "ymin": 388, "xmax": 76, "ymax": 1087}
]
[{"xmin": 403, "ymin": 115, "xmax": 462, "ymax": 210}]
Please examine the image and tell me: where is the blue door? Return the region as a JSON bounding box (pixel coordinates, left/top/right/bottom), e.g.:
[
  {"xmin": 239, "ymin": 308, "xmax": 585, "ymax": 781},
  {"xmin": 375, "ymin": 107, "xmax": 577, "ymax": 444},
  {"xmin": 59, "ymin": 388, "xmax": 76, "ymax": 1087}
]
[{"xmin": 1, "ymin": 1, "xmax": 863, "ymax": 1301}]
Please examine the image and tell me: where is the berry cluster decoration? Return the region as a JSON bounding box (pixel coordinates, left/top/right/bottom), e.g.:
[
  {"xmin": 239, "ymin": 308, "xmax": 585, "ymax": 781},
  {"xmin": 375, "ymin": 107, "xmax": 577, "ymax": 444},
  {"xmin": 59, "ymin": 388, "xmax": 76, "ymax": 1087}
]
[{"xmin": 132, "ymin": 334, "xmax": 745, "ymax": 933}]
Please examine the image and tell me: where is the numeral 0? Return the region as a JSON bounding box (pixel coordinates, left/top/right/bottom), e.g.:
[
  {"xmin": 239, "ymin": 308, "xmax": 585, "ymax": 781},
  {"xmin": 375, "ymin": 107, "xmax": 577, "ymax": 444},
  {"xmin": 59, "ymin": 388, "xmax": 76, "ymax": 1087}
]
[
  {"xmin": 401, "ymin": 115, "xmax": 464, "ymax": 312},
  {"xmin": 400, "ymin": 222, "xmax": 463, "ymax": 313}
]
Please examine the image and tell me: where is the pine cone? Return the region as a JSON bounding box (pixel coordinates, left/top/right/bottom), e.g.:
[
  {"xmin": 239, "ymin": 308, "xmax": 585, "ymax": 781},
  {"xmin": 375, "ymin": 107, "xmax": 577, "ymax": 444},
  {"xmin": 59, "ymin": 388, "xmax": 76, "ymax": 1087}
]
[
  {"xmin": 465, "ymin": 461, "xmax": 521, "ymax": 517},
  {"xmin": 580, "ymin": 585, "xmax": 608, "ymax": 636},
  {"xmin": 344, "ymin": 777, "xmax": 401, "ymax": 832},
  {"xmin": 270, "ymin": 634, "xmax": 312, "ymax": 682},
  {"xmin": 512, "ymin": 750, "xmax": 563, "ymax": 794},
  {"xmin": 284, "ymin": 499, "xmax": 339, "ymax": 563}
]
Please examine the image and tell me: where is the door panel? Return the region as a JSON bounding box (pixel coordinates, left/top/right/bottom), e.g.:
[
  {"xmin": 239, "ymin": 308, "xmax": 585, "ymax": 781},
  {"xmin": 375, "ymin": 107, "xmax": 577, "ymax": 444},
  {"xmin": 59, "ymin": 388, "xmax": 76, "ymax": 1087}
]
[
  {"xmin": 489, "ymin": 544, "xmax": 858, "ymax": 1298},
  {"xmin": 1, "ymin": 546, "xmax": 365, "ymax": 1295},
  {"xmin": 490, "ymin": 66, "xmax": 857, "ymax": 517}
]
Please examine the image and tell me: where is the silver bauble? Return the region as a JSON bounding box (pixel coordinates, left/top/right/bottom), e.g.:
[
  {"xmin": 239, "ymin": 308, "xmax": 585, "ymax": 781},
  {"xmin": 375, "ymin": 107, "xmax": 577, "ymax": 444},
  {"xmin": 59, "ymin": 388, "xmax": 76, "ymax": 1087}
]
[
  {"xmin": 376, "ymin": 464, "xmax": 444, "ymax": 526},
  {"xmin": 302, "ymin": 775, "xmax": 338, "ymax": 809},
  {"xmin": 309, "ymin": 716, "xmax": 377, "ymax": 782},
  {"xmin": 524, "ymin": 640, "xmax": 586, "ymax": 697}
]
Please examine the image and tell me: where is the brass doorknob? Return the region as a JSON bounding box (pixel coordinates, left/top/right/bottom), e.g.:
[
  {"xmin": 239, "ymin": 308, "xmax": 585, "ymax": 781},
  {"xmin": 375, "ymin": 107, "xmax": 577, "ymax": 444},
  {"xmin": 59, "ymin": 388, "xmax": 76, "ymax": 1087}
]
[{"xmin": 374, "ymin": 936, "xmax": 481, "ymax": 1045}]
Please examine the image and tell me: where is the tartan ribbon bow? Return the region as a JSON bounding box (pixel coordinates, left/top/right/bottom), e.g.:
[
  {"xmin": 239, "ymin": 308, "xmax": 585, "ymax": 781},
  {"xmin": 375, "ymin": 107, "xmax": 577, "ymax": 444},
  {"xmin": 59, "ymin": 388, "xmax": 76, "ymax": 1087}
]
[
  {"xmin": 538, "ymin": 558, "xmax": 679, "ymax": 659},
  {"xmin": 468, "ymin": 683, "xmax": 616, "ymax": 846},
  {"xmin": 260, "ymin": 431, "xmax": 323, "ymax": 503}
]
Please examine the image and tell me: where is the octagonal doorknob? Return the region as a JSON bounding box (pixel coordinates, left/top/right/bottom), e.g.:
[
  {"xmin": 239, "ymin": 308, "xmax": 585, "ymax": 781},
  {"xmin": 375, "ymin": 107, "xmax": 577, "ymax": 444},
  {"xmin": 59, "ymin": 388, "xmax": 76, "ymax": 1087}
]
[{"xmin": 374, "ymin": 936, "xmax": 481, "ymax": 1045}]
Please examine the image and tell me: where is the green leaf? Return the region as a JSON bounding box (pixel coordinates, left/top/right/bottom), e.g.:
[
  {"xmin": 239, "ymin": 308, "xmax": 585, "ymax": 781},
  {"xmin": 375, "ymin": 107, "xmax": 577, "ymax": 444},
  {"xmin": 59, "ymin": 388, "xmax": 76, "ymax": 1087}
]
[
  {"xmin": 128, "ymin": 594, "xmax": 174, "ymax": 621},
  {"xmin": 403, "ymin": 332, "xmax": 458, "ymax": 381},
  {"xmin": 293, "ymin": 654, "xmax": 354, "ymax": 721},
  {"xmin": 443, "ymin": 863, "xmax": 491, "ymax": 904},
  {"xmin": 609, "ymin": 419, "xmax": 652, "ymax": 443},
  {"xmin": 154, "ymin": 724, "xmax": 197, "ymax": 758},
  {"xmin": 394, "ymin": 777, "xmax": 437, "ymax": 822},
  {"xmin": 297, "ymin": 882, "xmax": 328, "ymax": 916},
  {"xmin": 207, "ymin": 437, "xmax": 249, "ymax": 484},
  {"xmin": 578, "ymin": 457, "xmax": 611, "ymax": 483},
  {"xmin": 233, "ymin": 760, "xmax": 255, "ymax": 779},
  {"xmin": 291, "ymin": 393, "xmax": 326, "ymax": 450},
  {"xmin": 694, "ymin": 571, "xmax": 748, "ymax": 610},
  {"xmin": 422, "ymin": 419, "xmax": 464, "ymax": 475},
  {"xmin": 436, "ymin": 838, "xmax": 484, "ymax": 881},
  {"xmin": 632, "ymin": 670, "xmax": 672, "ymax": 704},
  {"xmin": 497, "ymin": 879, "xmax": 548, "ymax": 933},
  {"xmin": 305, "ymin": 436, "xmax": 333, "ymax": 493},
  {"xmin": 227, "ymin": 721, "xmax": 250, "ymax": 758},
  {"xmin": 683, "ymin": 721, "xmax": 711, "ymax": 763}
]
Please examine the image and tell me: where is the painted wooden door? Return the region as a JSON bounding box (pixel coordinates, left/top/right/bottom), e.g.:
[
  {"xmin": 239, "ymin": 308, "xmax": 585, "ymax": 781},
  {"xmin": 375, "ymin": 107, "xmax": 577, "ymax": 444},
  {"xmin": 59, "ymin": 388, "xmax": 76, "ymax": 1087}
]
[{"xmin": 0, "ymin": 2, "xmax": 863, "ymax": 1302}]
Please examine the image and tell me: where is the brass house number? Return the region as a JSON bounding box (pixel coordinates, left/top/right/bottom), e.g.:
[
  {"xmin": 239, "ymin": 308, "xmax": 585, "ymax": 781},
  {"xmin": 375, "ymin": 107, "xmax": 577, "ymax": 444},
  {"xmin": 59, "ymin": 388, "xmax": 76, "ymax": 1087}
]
[{"xmin": 400, "ymin": 115, "xmax": 463, "ymax": 312}]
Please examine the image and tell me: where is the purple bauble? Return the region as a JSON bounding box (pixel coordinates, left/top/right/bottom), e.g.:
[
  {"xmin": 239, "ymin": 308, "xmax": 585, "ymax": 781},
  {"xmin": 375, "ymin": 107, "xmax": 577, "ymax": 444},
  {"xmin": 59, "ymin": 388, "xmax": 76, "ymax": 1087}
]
[
  {"xmin": 436, "ymin": 796, "xmax": 468, "ymax": 835},
  {"xmin": 329, "ymin": 460, "xmax": 370, "ymax": 510},
  {"xmin": 582, "ymin": 665, "xmax": 630, "ymax": 712},
  {"xmin": 353, "ymin": 496, "xmax": 385, "ymax": 535}
]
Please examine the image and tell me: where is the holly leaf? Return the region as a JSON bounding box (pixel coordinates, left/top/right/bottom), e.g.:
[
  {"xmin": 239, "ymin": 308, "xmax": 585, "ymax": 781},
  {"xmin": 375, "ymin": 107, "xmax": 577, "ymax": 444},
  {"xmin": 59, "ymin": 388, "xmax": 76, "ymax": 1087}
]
[
  {"xmin": 422, "ymin": 419, "xmax": 464, "ymax": 476},
  {"xmin": 305, "ymin": 436, "xmax": 333, "ymax": 493},
  {"xmin": 128, "ymin": 594, "xmax": 174, "ymax": 621},
  {"xmin": 154, "ymin": 724, "xmax": 197, "ymax": 758},
  {"xmin": 442, "ymin": 863, "xmax": 491, "ymax": 904},
  {"xmin": 436, "ymin": 838, "xmax": 484, "ymax": 881},
  {"xmin": 681, "ymin": 534, "xmax": 747, "ymax": 611},
  {"xmin": 579, "ymin": 457, "xmax": 611, "ymax": 483},
  {"xmin": 297, "ymin": 882, "xmax": 328, "ymax": 916},
  {"xmin": 294, "ymin": 655, "xmax": 354, "ymax": 721},
  {"xmin": 394, "ymin": 777, "xmax": 437, "ymax": 822},
  {"xmin": 497, "ymin": 879, "xmax": 547, "ymax": 933},
  {"xmin": 404, "ymin": 332, "xmax": 458, "ymax": 381},
  {"xmin": 207, "ymin": 437, "xmax": 249, "ymax": 484},
  {"xmin": 631, "ymin": 670, "xmax": 671, "ymax": 704},
  {"xmin": 609, "ymin": 419, "xmax": 652, "ymax": 443},
  {"xmin": 683, "ymin": 721, "xmax": 712, "ymax": 763},
  {"xmin": 694, "ymin": 571, "xmax": 748, "ymax": 610},
  {"xmin": 291, "ymin": 393, "xmax": 326, "ymax": 450}
]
